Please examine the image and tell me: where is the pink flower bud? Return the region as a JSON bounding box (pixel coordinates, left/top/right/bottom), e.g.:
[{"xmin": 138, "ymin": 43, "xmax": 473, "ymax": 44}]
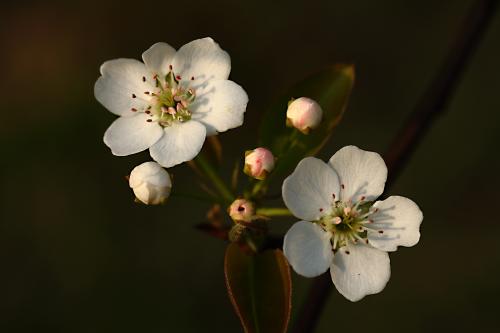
[
  {"xmin": 244, "ymin": 147, "xmax": 275, "ymax": 180},
  {"xmin": 129, "ymin": 162, "xmax": 171, "ymax": 205},
  {"xmin": 228, "ymin": 199, "xmax": 255, "ymax": 222},
  {"xmin": 286, "ymin": 97, "xmax": 323, "ymax": 134}
]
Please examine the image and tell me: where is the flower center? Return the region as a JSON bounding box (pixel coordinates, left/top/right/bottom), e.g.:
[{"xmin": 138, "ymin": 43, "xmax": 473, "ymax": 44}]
[
  {"xmin": 318, "ymin": 196, "xmax": 377, "ymax": 251},
  {"xmin": 134, "ymin": 66, "xmax": 196, "ymax": 127}
]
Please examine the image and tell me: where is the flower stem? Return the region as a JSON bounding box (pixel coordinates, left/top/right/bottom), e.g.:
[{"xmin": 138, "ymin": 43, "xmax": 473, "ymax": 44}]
[
  {"xmin": 193, "ymin": 154, "xmax": 235, "ymax": 204},
  {"xmin": 170, "ymin": 191, "xmax": 221, "ymax": 204},
  {"xmin": 256, "ymin": 207, "xmax": 293, "ymax": 217}
]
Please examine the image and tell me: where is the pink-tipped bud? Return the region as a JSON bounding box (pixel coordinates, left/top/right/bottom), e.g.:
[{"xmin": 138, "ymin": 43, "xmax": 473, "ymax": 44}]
[
  {"xmin": 129, "ymin": 162, "xmax": 171, "ymax": 205},
  {"xmin": 286, "ymin": 97, "xmax": 323, "ymax": 134},
  {"xmin": 228, "ymin": 199, "xmax": 255, "ymax": 223},
  {"xmin": 244, "ymin": 147, "xmax": 275, "ymax": 180}
]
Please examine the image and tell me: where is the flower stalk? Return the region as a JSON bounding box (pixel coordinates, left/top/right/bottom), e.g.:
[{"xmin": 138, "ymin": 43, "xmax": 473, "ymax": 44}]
[
  {"xmin": 256, "ymin": 207, "xmax": 292, "ymax": 217},
  {"xmin": 194, "ymin": 154, "xmax": 235, "ymax": 204}
]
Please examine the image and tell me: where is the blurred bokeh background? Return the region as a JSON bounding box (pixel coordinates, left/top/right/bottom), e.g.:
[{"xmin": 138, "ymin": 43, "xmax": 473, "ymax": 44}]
[{"xmin": 1, "ymin": 0, "xmax": 499, "ymax": 331}]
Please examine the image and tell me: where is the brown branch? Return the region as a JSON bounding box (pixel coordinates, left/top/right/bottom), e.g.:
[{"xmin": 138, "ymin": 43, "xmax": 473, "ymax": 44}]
[{"xmin": 291, "ymin": 1, "xmax": 498, "ymax": 332}]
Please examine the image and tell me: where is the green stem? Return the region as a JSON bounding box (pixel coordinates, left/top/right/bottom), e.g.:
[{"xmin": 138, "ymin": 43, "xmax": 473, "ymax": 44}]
[
  {"xmin": 256, "ymin": 207, "xmax": 293, "ymax": 217},
  {"xmin": 194, "ymin": 154, "xmax": 234, "ymax": 204},
  {"xmin": 170, "ymin": 191, "xmax": 220, "ymax": 204}
]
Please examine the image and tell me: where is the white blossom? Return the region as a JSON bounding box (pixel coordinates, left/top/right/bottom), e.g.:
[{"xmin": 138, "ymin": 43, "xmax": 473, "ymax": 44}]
[
  {"xmin": 129, "ymin": 162, "xmax": 171, "ymax": 205},
  {"xmin": 95, "ymin": 38, "xmax": 248, "ymax": 167},
  {"xmin": 282, "ymin": 146, "xmax": 423, "ymax": 301}
]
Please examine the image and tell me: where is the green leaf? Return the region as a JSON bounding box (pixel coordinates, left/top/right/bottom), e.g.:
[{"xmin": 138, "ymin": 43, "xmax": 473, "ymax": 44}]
[
  {"xmin": 259, "ymin": 64, "xmax": 355, "ymax": 180},
  {"xmin": 224, "ymin": 243, "xmax": 292, "ymax": 333}
]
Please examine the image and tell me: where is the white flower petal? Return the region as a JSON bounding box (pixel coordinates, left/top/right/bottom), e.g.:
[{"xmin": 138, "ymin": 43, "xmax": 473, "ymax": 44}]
[
  {"xmin": 172, "ymin": 37, "xmax": 231, "ymax": 83},
  {"xmin": 103, "ymin": 113, "xmax": 164, "ymax": 156},
  {"xmin": 149, "ymin": 120, "xmax": 206, "ymax": 168},
  {"xmin": 329, "ymin": 145, "xmax": 387, "ymax": 203},
  {"xmin": 331, "ymin": 243, "xmax": 390, "ymax": 302},
  {"xmin": 283, "ymin": 221, "xmax": 333, "ymax": 278},
  {"xmin": 367, "ymin": 196, "xmax": 423, "ymax": 252},
  {"xmin": 191, "ymin": 80, "xmax": 248, "ymax": 135},
  {"xmin": 95, "ymin": 59, "xmax": 154, "ymax": 116},
  {"xmin": 142, "ymin": 42, "xmax": 177, "ymax": 77},
  {"xmin": 282, "ymin": 157, "xmax": 340, "ymax": 221}
]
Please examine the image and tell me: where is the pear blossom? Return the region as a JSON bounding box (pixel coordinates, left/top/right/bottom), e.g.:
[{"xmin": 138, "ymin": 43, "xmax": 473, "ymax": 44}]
[
  {"xmin": 129, "ymin": 161, "xmax": 171, "ymax": 205},
  {"xmin": 95, "ymin": 38, "xmax": 248, "ymax": 168},
  {"xmin": 244, "ymin": 147, "xmax": 275, "ymax": 180},
  {"xmin": 286, "ymin": 97, "xmax": 323, "ymax": 134},
  {"xmin": 228, "ymin": 198, "xmax": 256, "ymax": 222},
  {"xmin": 282, "ymin": 146, "xmax": 423, "ymax": 301}
]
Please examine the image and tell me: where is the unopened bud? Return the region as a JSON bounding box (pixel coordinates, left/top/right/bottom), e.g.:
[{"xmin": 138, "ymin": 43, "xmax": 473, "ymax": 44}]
[
  {"xmin": 244, "ymin": 147, "xmax": 275, "ymax": 180},
  {"xmin": 129, "ymin": 162, "xmax": 171, "ymax": 205},
  {"xmin": 228, "ymin": 199, "xmax": 255, "ymax": 223},
  {"xmin": 286, "ymin": 97, "xmax": 323, "ymax": 134}
]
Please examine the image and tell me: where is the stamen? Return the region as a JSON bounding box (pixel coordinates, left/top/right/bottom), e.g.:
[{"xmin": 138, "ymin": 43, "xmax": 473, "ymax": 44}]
[
  {"xmin": 378, "ymin": 230, "xmax": 384, "ymax": 234},
  {"xmin": 169, "ymin": 65, "xmax": 173, "ymax": 70},
  {"xmin": 131, "ymin": 108, "xmax": 137, "ymax": 112},
  {"xmin": 332, "ymin": 193, "xmax": 336, "ymax": 200},
  {"xmin": 176, "ymin": 75, "xmax": 182, "ymax": 80},
  {"xmin": 144, "ymin": 91, "xmax": 150, "ymax": 95},
  {"xmin": 146, "ymin": 119, "xmax": 152, "ymax": 122},
  {"xmin": 191, "ymin": 76, "xmax": 195, "ymax": 80},
  {"xmin": 319, "ymin": 208, "xmax": 323, "ymax": 212},
  {"xmin": 341, "ymin": 184, "xmax": 345, "ymax": 189},
  {"xmin": 142, "ymin": 76, "xmax": 146, "ymax": 82},
  {"xmin": 132, "ymin": 94, "xmax": 136, "ymax": 98},
  {"xmin": 332, "ymin": 216, "xmax": 342, "ymax": 225}
]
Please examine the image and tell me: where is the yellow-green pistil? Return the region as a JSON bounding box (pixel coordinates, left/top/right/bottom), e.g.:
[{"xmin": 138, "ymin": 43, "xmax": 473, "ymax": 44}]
[
  {"xmin": 133, "ymin": 67, "xmax": 196, "ymax": 127},
  {"xmin": 318, "ymin": 197, "xmax": 381, "ymax": 251}
]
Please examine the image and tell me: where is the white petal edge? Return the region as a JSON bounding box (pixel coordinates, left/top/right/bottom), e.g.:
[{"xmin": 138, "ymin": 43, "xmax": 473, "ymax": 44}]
[
  {"xmin": 283, "ymin": 221, "xmax": 333, "ymax": 278},
  {"xmin": 95, "ymin": 59, "xmax": 154, "ymax": 116},
  {"xmin": 367, "ymin": 196, "xmax": 423, "ymax": 252},
  {"xmin": 331, "ymin": 243, "xmax": 390, "ymax": 302},
  {"xmin": 329, "ymin": 145, "xmax": 387, "ymax": 203},
  {"xmin": 103, "ymin": 113, "xmax": 164, "ymax": 156},
  {"xmin": 171, "ymin": 37, "xmax": 231, "ymax": 84},
  {"xmin": 142, "ymin": 42, "xmax": 177, "ymax": 77},
  {"xmin": 282, "ymin": 157, "xmax": 340, "ymax": 221},
  {"xmin": 149, "ymin": 120, "xmax": 206, "ymax": 168},
  {"xmin": 191, "ymin": 79, "xmax": 248, "ymax": 135}
]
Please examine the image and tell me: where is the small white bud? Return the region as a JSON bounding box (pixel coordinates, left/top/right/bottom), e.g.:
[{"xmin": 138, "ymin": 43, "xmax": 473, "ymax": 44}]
[
  {"xmin": 228, "ymin": 199, "xmax": 255, "ymax": 223},
  {"xmin": 244, "ymin": 147, "xmax": 275, "ymax": 180},
  {"xmin": 129, "ymin": 162, "xmax": 171, "ymax": 205},
  {"xmin": 286, "ymin": 97, "xmax": 323, "ymax": 134}
]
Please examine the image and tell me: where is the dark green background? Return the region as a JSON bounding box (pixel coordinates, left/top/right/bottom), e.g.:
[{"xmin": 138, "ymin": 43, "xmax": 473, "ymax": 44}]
[{"xmin": 1, "ymin": 0, "xmax": 499, "ymax": 331}]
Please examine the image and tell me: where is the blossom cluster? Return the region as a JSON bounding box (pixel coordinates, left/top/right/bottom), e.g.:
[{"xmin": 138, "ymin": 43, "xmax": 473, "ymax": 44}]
[{"xmin": 95, "ymin": 38, "xmax": 422, "ymax": 302}]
